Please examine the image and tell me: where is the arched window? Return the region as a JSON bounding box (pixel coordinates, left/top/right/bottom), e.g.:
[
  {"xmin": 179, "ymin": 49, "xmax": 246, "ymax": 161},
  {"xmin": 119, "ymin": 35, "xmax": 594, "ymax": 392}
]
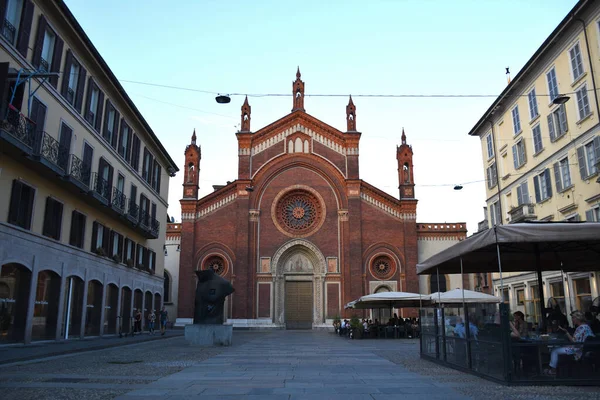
[
  {"xmin": 187, "ymin": 163, "xmax": 194, "ymax": 183},
  {"xmin": 403, "ymin": 163, "xmax": 410, "ymax": 183},
  {"xmin": 163, "ymin": 272, "xmax": 170, "ymax": 303},
  {"xmin": 430, "ymin": 274, "xmax": 447, "ymax": 293}
]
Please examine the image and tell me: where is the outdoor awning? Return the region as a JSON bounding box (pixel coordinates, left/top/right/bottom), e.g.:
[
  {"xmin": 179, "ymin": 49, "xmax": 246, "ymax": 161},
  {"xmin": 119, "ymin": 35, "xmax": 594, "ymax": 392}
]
[
  {"xmin": 344, "ymin": 291, "xmax": 429, "ymax": 309},
  {"xmin": 417, "ymin": 222, "xmax": 600, "ymax": 275},
  {"xmin": 428, "ymin": 288, "xmax": 501, "ymax": 304}
]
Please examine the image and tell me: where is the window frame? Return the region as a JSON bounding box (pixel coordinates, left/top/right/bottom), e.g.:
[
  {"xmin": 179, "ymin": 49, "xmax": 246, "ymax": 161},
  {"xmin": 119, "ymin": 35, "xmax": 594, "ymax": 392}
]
[
  {"xmin": 485, "ymin": 132, "xmax": 494, "ymax": 159},
  {"xmin": 575, "ymin": 83, "xmax": 591, "ymax": 121},
  {"xmin": 7, "ymin": 179, "xmax": 36, "ymax": 230},
  {"xmin": 511, "ymin": 105, "xmax": 522, "ymax": 136},
  {"xmin": 546, "ymin": 67, "xmax": 559, "ymax": 103},
  {"xmin": 69, "ymin": 210, "xmax": 86, "ymax": 249},
  {"xmin": 547, "ymin": 104, "xmax": 568, "ymax": 142},
  {"xmin": 527, "ymin": 88, "xmax": 539, "ymax": 120},
  {"xmin": 533, "ymin": 168, "xmax": 552, "ymax": 203},
  {"xmin": 486, "ymin": 162, "xmax": 498, "ymax": 189},
  {"xmin": 512, "ymin": 139, "xmax": 527, "ymax": 170},
  {"xmin": 42, "ymin": 196, "xmax": 64, "ymax": 241},
  {"xmin": 516, "ymin": 181, "xmax": 530, "ymax": 206},
  {"xmin": 569, "ymin": 41, "xmax": 585, "ymax": 82},
  {"xmin": 531, "ymin": 123, "xmax": 543, "ymax": 155}
]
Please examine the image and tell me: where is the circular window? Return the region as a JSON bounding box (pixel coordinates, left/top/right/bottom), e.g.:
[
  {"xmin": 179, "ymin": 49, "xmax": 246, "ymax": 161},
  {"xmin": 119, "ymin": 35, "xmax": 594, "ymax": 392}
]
[
  {"xmin": 370, "ymin": 256, "xmax": 396, "ymax": 280},
  {"xmin": 272, "ymin": 187, "xmax": 325, "ymax": 237},
  {"xmin": 204, "ymin": 256, "xmax": 226, "ymax": 276}
]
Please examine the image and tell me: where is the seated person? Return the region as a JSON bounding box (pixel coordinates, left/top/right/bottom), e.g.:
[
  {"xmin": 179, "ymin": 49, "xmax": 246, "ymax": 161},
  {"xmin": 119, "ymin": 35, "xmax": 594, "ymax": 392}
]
[
  {"xmin": 585, "ymin": 312, "xmax": 600, "ymax": 335},
  {"xmin": 509, "ymin": 311, "xmax": 528, "ymax": 339},
  {"xmin": 545, "ymin": 310, "xmax": 595, "ymax": 376},
  {"xmin": 454, "ymin": 316, "xmax": 479, "ymax": 339}
]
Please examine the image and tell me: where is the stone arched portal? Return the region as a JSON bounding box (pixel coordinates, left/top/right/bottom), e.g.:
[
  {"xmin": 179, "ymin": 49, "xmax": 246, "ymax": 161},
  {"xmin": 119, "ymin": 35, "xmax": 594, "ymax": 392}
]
[{"xmin": 271, "ymin": 239, "xmax": 326, "ymax": 329}]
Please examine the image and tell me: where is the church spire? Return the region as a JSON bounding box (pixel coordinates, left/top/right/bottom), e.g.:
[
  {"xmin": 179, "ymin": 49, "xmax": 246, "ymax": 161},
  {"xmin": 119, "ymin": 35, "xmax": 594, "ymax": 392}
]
[
  {"xmin": 241, "ymin": 96, "xmax": 251, "ymax": 132},
  {"xmin": 346, "ymin": 95, "xmax": 356, "ymax": 132},
  {"xmin": 183, "ymin": 129, "xmax": 201, "ymax": 199},
  {"xmin": 397, "ymin": 128, "xmax": 414, "ymax": 200},
  {"xmin": 401, "ymin": 127, "xmax": 406, "ymax": 144},
  {"xmin": 191, "ymin": 129, "xmax": 197, "ymax": 145},
  {"xmin": 292, "ymin": 66, "xmax": 305, "ymax": 112}
]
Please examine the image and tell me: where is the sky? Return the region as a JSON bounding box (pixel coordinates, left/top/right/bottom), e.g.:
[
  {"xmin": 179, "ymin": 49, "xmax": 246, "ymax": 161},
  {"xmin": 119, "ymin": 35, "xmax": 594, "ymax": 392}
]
[{"xmin": 65, "ymin": 0, "xmax": 578, "ymax": 235}]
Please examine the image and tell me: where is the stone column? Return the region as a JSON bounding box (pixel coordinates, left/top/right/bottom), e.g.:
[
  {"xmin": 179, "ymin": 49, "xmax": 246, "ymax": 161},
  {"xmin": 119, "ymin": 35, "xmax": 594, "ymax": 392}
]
[
  {"xmin": 98, "ymin": 272, "xmax": 107, "ymax": 337},
  {"xmin": 24, "ymin": 255, "xmax": 39, "ymax": 344},
  {"xmin": 79, "ymin": 269, "xmax": 89, "ymax": 339},
  {"xmin": 55, "ymin": 262, "xmax": 67, "ymax": 340}
]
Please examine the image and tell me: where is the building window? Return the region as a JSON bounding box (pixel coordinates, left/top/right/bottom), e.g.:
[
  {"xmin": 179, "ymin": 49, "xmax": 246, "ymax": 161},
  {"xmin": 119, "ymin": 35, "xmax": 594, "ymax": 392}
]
[
  {"xmin": 142, "ymin": 148, "xmax": 153, "ymax": 184},
  {"xmin": 532, "ymin": 124, "xmax": 543, "ymax": 154},
  {"xmin": 148, "ymin": 250, "xmax": 155, "ymax": 271},
  {"xmin": 525, "ymin": 285, "xmax": 541, "ymax": 324},
  {"xmin": 565, "ymin": 213, "xmax": 581, "ymax": 222},
  {"xmin": 39, "ymin": 29, "xmax": 55, "ymax": 72},
  {"xmin": 569, "ymin": 42, "xmax": 585, "ymax": 81},
  {"xmin": 577, "ymin": 137, "xmax": 600, "ymax": 180},
  {"xmin": 8, "ymin": 180, "xmax": 35, "ymax": 230},
  {"xmin": 533, "ymin": 169, "xmax": 552, "ymax": 203},
  {"xmin": 91, "ymin": 221, "xmax": 109, "ymax": 255},
  {"xmin": 573, "ymin": 278, "xmax": 592, "ymax": 312},
  {"xmin": 550, "ymin": 281, "xmax": 566, "ymax": 315},
  {"xmin": 485, "ymin": 133, "xmax": 494, "ymax": 159},
  {"xmin": 42, "ymin": 197, "xmax": 63, "ymax": 240},
  {"xmin": 136, "ymin": 244, "xmax": 145, "ymax": 268},
  {"xmin": 152, "ymin": 160, "xmax": 161, "ymax": 193},
  {"xmin": 553, "ymin": 157, "xmax": 572, "ymax": 192},
  {"xmin": 489, "ymin": 201, "xmax": 500, "ymax": 226},
  {"xmin": 84, "ymin": 79, "xmax": 103, "ymax": 131},
  {"xmin": 516, "ymin": 181, "xmax": 530, "ymax": 206},
  {"xmin": 2, "ymin": 0, "xmax": 23, "ymax": 45},
  {"xmin": 511, "ymin": 106, "xmax": 521, "ymax": 135},
  {"xmin": 164, "ymin": 272, "xmax": 170, "ymax": 303},
  {"xmin": 547, "ymin": 104, "xmax": 568, "ymax": 142},
  {"xmin": 102, "ymin": 101, "xmax": 120, "ymax": 149},
  {"xmin": 66, "ymin": 62, "xmax": 80, "ymax": 106},
  {"xmin": 516, "ymin": 288, "xmax": 525, "ymax": 305},
  {"xmin": 130, "ymin": 134, "xmax": 141, "ymax": 171},
  {"xmin": 109, "ymin": 231, "xmax": 123, "ymax": 261},
  {"xmin": 69, "ymin": 211, "xmax": 86, "ymax": 249},
  {"xmin": 502, "ymin": 288, "xmax": 510, "ymax": 304},
  {"xmin": 486, "ymin": 162, "xmax": 497, "ymax": 189},
  {"xmin": 512, "ymin": 139, "xmax": 526, "ymax": 169},
  {"xmin": 527, "ymin": 88, "xmax": 539, "ymax": 120},
  {"xmin": 118, "ymin": 121, "xmax": 132, "ymax": 162},
  {"xmin": 585, "ymin": 206, "xmax": 600, "ymax": 222},
  {"xmin": 546, "ymin": 67, "xmax": 559, "ymax": 102},
  {"xmin": 575, "ymin": 84, "xmax": 591, "ymax": 121},
  {"xmin": 124, "ymin": 238, "xmax": 136, "ymax": 266}
]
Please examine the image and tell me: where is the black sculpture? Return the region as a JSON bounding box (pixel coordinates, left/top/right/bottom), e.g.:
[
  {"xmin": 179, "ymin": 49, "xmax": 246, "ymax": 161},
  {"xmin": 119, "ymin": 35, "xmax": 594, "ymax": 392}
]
[{"xmin": 193, "ymin": 269, "xmax": 235, "ymax": 324}]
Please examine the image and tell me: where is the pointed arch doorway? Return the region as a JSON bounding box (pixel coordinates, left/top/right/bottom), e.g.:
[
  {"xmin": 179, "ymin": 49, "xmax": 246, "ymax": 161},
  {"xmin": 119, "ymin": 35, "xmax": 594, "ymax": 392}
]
[{"xmin": 272, "ymin": 239, "xmax": 326, "ymax": 330}]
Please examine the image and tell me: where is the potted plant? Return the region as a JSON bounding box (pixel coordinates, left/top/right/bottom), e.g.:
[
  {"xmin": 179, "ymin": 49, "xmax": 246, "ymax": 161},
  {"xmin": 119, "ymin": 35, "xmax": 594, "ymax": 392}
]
[
  {"xmin": 126, "ymin": 259, "xmax": 134, "ymax": 268},
  {"xmin": 94, "ymin": 247, "xmax": 106, "ymax": 257},
  {"xmin": 349, "ymin": 315, "xmax": 363, "ymax": 339},
  {"xmin": 136, "ymin": 263, "xmax": 144, "ymax": 270},
  {"xmin": 149, "ymin": 268, "xmax": 155, "ymax": 276},
  {"xmin": 112, "ymin": 254, "xmax": 120, "ymax": 263}
]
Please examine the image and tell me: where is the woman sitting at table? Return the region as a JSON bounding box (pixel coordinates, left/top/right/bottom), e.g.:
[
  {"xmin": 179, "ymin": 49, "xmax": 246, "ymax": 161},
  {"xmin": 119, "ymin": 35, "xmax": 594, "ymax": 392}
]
[
  {"xmin": 545, "ymin": 310, "xmax": 595, "ymax": 376},
  {"xmin": 510, "ymin": 311, "xmax": 528, "ymax": 339}
]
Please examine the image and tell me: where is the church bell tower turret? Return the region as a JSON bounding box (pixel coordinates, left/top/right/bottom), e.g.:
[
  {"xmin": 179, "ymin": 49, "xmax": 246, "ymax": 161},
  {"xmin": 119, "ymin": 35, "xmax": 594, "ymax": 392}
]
[
  {"xmin": 397, "ymin": 128, "xmax": 415, "ymax": 199},
  {"xmin": 183, "ymin": 129, "xmax": 201, "ymax": 199}
]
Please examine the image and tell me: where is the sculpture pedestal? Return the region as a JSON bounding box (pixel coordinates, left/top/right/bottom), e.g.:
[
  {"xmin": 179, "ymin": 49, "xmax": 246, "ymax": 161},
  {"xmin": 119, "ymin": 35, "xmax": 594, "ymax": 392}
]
[{"xmin": 185, "ymin": 323, "xmax": 233, "ymax": 346}]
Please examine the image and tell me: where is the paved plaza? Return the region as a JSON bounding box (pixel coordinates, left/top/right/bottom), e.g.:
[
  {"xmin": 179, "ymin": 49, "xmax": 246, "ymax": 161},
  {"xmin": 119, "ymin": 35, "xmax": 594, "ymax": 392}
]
[{"xmin": 1, "ymin": 330, "xmax": 599, "ymax": 399}]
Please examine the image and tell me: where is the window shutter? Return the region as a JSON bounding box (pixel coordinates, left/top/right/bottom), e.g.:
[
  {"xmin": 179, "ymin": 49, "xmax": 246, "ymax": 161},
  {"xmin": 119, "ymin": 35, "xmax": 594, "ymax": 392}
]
[
  {"xmin": 131, "ymin": 134, "xmax": 140, "ymax": 171},
  {"xmin": 109, "ymin": 230, "xmax": 115, "ymax": 256},
  {"xmin": 102, "ymin": 100, "xmax": 111, "ymax": 142},
  {"xmin": 31, "ymin": 15, "xmax": 46, "ymax": 68},
  {"xmin": 516, "ymin": 185, "xmax": 522, "ymax": 205},
  {"xmin": 54, "ymin": 202, "xmax": 63, "ymax": 239},
  {"xmin": 577, "ymin": 146, "xmax": 587, "ymax": 179},
  {"xmin": 118, "ymin": 234, "xmax": 124, "ymax": 261},
  {"xmin": 0, "ymin": 2, "xmax": 6, "ymax": 33},
  {"xmin": 156, "ymin": 164, "xmax": 162, "ymax": 194},
  {"xmin": 84, "ymin": 77, "xmax": 93, "ymax": 124},
  {"xmin": 533, "ymin": 176, "xmax": 540, "ymax": 203},
  {"xmin": 142, "ymin": 148, "xmax": 149, "ymax": 179},
  {"xmin": 491, "ymin": 163, "xmax": 497, "ymax": 186},
  {"xmin": 586, "ymin": 209, "xmax": 595, "ymax": 222},
  {"xmin": 553, "ymin": 162, "xmax": 563, "ymax": 192},
  {"xmin": 520, "ymin": 140, "xmax": 527, "ymax": 165},
  {"xmin": 74, "ymin": 64, "xmax": 87, "ymax": 113},
  {"xmin": 16, "ymin": 0, "xmax": 34, "ymax": 57},
  {"xmin": 547, "ymin": 115, "xmax": 555, "ymax": 141},
  {"xmin": 95, "ymin": 88, "xmax": 104, "ymax": 132},
  {"xmin": 593, "ymin": 136, "xmax": 600, "ymax": 166},
  {"xmin": 103, "ymin": 228, "xmax": 111, "ymax": 255},
  {"xmin": 49, "ymin": 35, "xmax": 63, "ymax": 87},
  {"xmin": 126, "ymin": 128, "xmax": 132, "ymax": 162},
  {"xmin": 107, "ymin": 164, "xmax": 114, "ymax": 192},
  {"xmin": 111, "ymin": 109, "xmax": 120, "ymax": 149},
  {"xmin": 8, "ymin": 180, "xmax": 23, "ymax": 225},
  {"xmin": 148, "ymin": 154, "xmax": 154, "ymax": 184},
  {"xmin": 69, "ymin": 212, "xmax": 78, "ymax": 246},
  {"xmin": 512, "ymin": 144, "xmax": 518, "ymax": 170},
  {"xmin": 91, "ymin": 221, "xmax": 98, "ymax": 251},
  {"xmin": 486, "ymin": 167, "xmax": 492, "ymax": 189},
  {"xmin": 118, "ymin": 119, "xmax": 126, "ymax": 156},
  {"xmin": 42, "ymin": 197, "xmax": 53, "ymax": 237},
  {"xmin": 61, "ymin": 50, "xmax": 73, "ymax": 98},
  {"xmin": 545, "ymin": 169, "xmax": 552, "ymax": 198},
  {"xmin": 143, "ymin": 248, "xmax": 150, "ymax": 269},
  {"xmin": 560, "ymin": 105, "xmax": 568, "ymax": 133},
  {"xmin": 136, "ymin": 244, "xmax": 143, "ymax": 266},
  {"xmin": 24, "ymin": 185, "xmax": 35, "ymax": 230},
  {"xmin": 151, "ymin": 251, "xmax": 156, "ymax": 271}
]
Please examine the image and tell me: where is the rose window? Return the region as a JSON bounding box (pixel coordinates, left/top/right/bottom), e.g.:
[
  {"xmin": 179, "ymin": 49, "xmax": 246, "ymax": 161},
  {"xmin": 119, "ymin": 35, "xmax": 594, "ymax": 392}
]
[
  {"xmin": 205, "ymin": 256, "xmax": 225, "ymax": 276},
  {"xmin": 276, "ymin": 190, "xmax": 322, "ymax": 235},
  {"xmin": 371, "ymin": 256, "xmax": 395, "ymax": 280}
]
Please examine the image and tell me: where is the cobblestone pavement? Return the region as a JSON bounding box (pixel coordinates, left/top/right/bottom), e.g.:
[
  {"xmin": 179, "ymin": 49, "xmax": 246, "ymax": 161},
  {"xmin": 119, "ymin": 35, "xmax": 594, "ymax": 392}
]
[{"xmin": 1, "ymin": 331, "xmax": 599, "ymax": 399}]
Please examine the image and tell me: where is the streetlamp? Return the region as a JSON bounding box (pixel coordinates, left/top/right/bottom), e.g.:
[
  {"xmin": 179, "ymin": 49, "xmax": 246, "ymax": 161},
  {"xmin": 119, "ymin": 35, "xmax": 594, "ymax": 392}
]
[
  {"xmin": 552, "ymin": 95, "xmax": 570, "ymax": 105},
  {"xmin": 215, "ymin": 94, "xmax": 231, "ymax": 104}
]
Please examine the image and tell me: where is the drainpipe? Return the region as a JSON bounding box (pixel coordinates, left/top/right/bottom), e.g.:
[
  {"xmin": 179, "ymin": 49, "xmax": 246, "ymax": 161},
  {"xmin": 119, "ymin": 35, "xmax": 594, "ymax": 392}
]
[{"xmin": 578, "ymin": 18, "xmax": 600, "ymax": 117}]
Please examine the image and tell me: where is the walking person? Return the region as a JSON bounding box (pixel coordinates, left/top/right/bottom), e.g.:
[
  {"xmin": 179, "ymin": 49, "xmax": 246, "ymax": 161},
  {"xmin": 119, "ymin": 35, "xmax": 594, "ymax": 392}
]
[
  {"xmin": 134, "ymin": 309, "xmax": 142, "ymax": 334},
  {"xmin": 159, "ymin": 306, "xmax": 169, "ymax": 336},
  {"xmin": 148, "ymin": 310, "xmax": 156, "ymax": 335}
]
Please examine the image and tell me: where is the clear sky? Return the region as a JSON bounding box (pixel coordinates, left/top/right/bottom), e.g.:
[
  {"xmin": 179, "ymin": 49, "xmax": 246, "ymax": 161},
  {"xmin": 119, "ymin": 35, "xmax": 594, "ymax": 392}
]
[{"xmin": 65, "ymin": 0, "xmax": 578, "ymax": 234}]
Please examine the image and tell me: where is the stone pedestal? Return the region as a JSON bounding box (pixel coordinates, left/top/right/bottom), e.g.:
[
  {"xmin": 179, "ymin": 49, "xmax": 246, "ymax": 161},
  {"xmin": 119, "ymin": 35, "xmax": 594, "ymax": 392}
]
[{"xmin": 185, "ymin": 323, "xmax": 233, "ymax": 346}]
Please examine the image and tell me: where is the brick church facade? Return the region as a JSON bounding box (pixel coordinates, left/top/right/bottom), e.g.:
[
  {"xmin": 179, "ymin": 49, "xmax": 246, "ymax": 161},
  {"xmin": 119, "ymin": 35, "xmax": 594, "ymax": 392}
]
[{"xmin": 177, "ymin": 70, "xmax": 466, "ymax": 328}]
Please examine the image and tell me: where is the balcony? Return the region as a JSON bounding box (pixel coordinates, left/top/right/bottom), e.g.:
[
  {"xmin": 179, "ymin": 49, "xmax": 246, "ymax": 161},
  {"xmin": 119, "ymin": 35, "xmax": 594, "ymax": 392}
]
[
  {"xmin": 32, "ymin": 131, "xmax": 69, "ymax": 176},
  {"xmin": 90, "ymin": 173, "xmax": 110, "ymax": 205},
  {"xmin": 477, "ymin": 219, "xmax": 489, "ymax": 232},
  {"xmin": 111, "ymin": 187, "xmax": 126, "ymax": 214},
  {"xmin": 508, "ymin": 203, "xmax": 537, "ymax": 223},
  {"xmin": 65, "ymin": 154, "xmax": 90, "ymax": 193},
  {"xmin": 127, "ymin": 199, "xmax": 139, "ymax": 226},
  {"xmin": 0, "ymin": 104, "xmax": 37, "ymax": 155},
  {"xmin": 1, "ymin": 19, "xmax": 16, "ymax": 44}
]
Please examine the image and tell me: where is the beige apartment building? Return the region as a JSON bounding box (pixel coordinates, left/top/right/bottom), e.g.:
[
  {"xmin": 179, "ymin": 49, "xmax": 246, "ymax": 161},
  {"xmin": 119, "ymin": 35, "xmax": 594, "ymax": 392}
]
[
  {"xmin": 0, "ymin": 0, "xmax": 178, "ymax": 343},
  {"xmin": 470, "ymin": 0, "xmax": 599, "ymax": 324}
]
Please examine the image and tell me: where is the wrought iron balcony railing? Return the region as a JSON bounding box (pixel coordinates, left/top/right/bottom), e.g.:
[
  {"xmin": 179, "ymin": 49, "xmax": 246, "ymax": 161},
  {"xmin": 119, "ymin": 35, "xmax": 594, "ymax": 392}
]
[
  {"xmin": 127, "ymin": 200, "xmax": 139, "ymax": 222},
  {"xmin": 66, "ymin": 88, "xmax": 75, "ymax": 105},
  {"xmin": 36, "ymin": 131, "xmax": 69, "ymax": 172},
  {"xmin": 139, "ymin": 210, "xmax": 150, "ymax": 230},
  {"xmin": 508, "ymin": 203, "xmax": 536, "ymax": 223},
  {"xmin": 1, "ymin": 104, "xmax": 37, "ymax": 149},
  {"xmin": 39, "ymin": 58, "xmax": 49, "ymax": 73},
  {"xmin": 68, "ymin": 154, "xmax": 90, "ymax": 187},
  {"xmin": 111, "ymin": 187, "xmax": 126, "ymax": 213},
  {"xmin": 1, "ymin": 19, "xmax": 16, "ymax": 44},
  {"xmin": 91, "ymin": 172, "xmax": 110, "ymax": 202},
  {"xmin": 150, "ymin": 218, "xmax": 160, "ymax": 237}
]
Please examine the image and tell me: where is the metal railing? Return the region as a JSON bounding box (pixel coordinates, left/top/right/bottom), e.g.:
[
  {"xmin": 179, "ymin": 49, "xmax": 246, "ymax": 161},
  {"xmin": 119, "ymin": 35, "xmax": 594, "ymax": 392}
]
[
  {"xmin": 39, "ymin": 58, "xmax": 49, "ymax": 73},
  {"xmin": 508, "ymin": 204, "xmax": 536, "ymax": 223},
  {"xmin": 139, "ymin": 210, "xmax": 150, "ymax": 230},
  {"xmin": 150, "ymin": 218, "xmax": 160, "ymax": 237},
  {"xmin": 1, "ymin": 104, "xmax": 37, "ymax": 149},
  {"xmin": 1, "ymin": 19, "xmax": 16, "ymax": 44},
  {"xmin": 36, "ymin": 131, "xmax": 69, "ymax": 172},
  {"xmin": 68, "ymin": 154, "xmax": 90, "ymax": 187},
  {"xmin": 127, "ymin": 200, "xmax": 139, "ymax": 222},
  {"xmin": 91, "ymin": 172, "xmax": 110, "ymax": 201},
  {"xmin": 111, "ymin": 187, "xmax": 126, "ymax": 213}
]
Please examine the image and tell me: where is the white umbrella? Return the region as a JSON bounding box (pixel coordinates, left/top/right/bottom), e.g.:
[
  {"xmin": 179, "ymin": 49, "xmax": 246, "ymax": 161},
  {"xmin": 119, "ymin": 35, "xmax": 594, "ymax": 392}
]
[
  {"xmin": 428, "ymin": 288, "xmax": 501, "ymax": 304},
  {"xmin": 345, "ymin": 291, "xmax": 429, "ymax": 309}
]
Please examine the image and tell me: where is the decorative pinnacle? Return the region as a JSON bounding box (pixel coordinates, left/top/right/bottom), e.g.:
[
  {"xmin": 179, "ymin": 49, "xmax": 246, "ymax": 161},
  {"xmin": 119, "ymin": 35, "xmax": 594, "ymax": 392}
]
[
  {"xmin": 296, "ymin": 66, "xmax": 301, "ymax": 79},
  {"xmin": 191, "ymin": 129, "xmax": 197, "ymax": 144},
  {"xmin": 401, "ymin": 127, "xmax": 406, "ymax": 144}
]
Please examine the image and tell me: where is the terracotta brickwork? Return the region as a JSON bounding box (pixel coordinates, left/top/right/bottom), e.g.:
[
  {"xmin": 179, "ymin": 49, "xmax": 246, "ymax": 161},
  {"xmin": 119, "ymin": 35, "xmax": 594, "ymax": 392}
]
[{"xmin": 177, "ymin": 70, "xmax": 461, "ymax": 327}]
